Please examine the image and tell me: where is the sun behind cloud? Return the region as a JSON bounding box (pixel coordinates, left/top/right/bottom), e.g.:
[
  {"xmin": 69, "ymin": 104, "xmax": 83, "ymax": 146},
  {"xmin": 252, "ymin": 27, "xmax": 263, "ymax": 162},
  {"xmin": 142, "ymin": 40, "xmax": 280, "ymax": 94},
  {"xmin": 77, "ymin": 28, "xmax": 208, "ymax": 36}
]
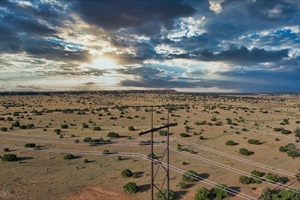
[{"xmin": 91, "ymin": 57, "xmax": 120, "ymax": 70}]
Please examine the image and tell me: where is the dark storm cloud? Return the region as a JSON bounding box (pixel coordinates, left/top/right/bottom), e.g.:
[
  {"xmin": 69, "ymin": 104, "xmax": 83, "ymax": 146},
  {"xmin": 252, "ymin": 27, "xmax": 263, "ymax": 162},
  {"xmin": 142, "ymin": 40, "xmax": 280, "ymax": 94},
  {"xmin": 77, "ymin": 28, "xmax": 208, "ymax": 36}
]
[
  {"xmin": 73, "ymin": 0, "xmax": 196, "ymax": 35},
  {"xmin": 204, "ymin": 0, "xmax": 300, "ymax": 40},
  {"xmin": 167, "ymin": 46, "xmax": 289, "ymax": 63}
]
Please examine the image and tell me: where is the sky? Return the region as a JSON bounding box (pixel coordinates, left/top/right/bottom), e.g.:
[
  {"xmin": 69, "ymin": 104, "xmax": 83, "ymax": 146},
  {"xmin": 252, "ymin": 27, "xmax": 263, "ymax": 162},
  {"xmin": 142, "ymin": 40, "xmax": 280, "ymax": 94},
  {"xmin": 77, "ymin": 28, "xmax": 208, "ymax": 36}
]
[{"xmin": 0, "ymin": 0, "xmax": 300, "ymax": 93}]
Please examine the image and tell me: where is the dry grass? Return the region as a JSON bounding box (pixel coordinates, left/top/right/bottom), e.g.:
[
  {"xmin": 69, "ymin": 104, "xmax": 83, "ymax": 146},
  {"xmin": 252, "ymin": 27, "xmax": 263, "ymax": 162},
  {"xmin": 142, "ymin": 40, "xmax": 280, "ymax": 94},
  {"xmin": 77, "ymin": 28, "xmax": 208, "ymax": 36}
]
[{"xmin": 0, "ymin": 91, "xmax": 299, "ymax": 199}]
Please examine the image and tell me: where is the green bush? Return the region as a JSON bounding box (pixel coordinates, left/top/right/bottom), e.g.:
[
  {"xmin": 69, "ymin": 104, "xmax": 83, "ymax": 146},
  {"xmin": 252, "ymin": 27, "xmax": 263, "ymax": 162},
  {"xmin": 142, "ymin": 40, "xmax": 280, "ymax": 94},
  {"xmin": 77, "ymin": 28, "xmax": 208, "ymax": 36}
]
[
  {"xmin": 211, "ymin": 184, "xmax": 229, "ymax": 199},
  {"xmin": 194, "ymin": 187, "xmax": 211, "ymax": 200},
  {"xmin": 1, "ymin": 154, "xmax": 17, "ymax": 161},
  {"xmin": 61, "ymin": 124, "xmax": 68, "ymax": 129},
  {"xmin": 251, "ymin": 170, "xmax": 261, "ymax": 177},
  {"xmin": 239, "ymin": 148, "xmax": 251, "ymax": 155},
  {"xmin": 82, "ymin": 124, "xmax": 89, "ymax": 128},
  {"xmin": 180, "ymin": 132, "xmax": 190, "ymax": 137},
  {"xmin": 19, "ymin": 125, "xmax": 27, "ymax": 129},
  {"xmin": 178, "ymin": 181, "xmax": 187, "ymax": 189},
  {"xmin": 24, "ymin": 143, "xmax": 36, "ymax": 148},
  {"xmin": 128, "ymin": 126, "xmax": 135, "ymax": 131},
  {"xmin": 123, "ymin": 182, "xmax": 138, "ymax": 193},
  {"xmin": 0, "ymin": 127, "xmax": 7, "ymax": 132},
  {"xmin": 287, "ymin": 150, "xmax": 300, "ymax": 158},
  {"xmin": 93, "ymin": 126, "xmax": 101, "ymax": 131},
  {"xmin": 239, "ymin": 175, "xmax": 254, "ymax": 184},
  {"xmin": 281, "ymin": 129, "xmax": 292, "ymax": 134},
  {"xmin": 159, "ymin": 130, "xmax": 167, "ymax": 136},
  {"xmin": 226, "ymin": 140, "xmax": 237, "ymax": 146},
  {"xmin": 155, "ymin": 189, "xmax": 175, "ymax": 200},
  {"xmin": 102, "ymin": 150, "xmax": 110, "ymax": 154},
  {"xmin": 11, "ymin": 120, "xmax": 20, "ymax": 127},
  {"xmin": 265, "ymin": 173, "xmax": 280, "ymax": 182},
  {"xmin": 107, "ymin": 132, "xmax": 120, "ymax": 138},
  {"xmin": 83, "ymin": 137, "xmax": 92, "ymax": 142},
  {"xmin": 248, "ymin": 139, "xmax": 261, "ymax": 145},
  {"xmin": 121, "ymin": 169, "xmax": 133, "ymax": 177},
  {"xmin": 182, "ymin": 170, "xmax": 198, "ymax": 182},
  {"xmin": 54, "ymin": 129, "xmax": 61, "ymax": 134},
  {"xmin": 63, "ymin": 154, "xmax": 75, "ymax": 160},
  {"xmin": 4, "ymin": 148, "xmax": 9, "ymax": 152}
]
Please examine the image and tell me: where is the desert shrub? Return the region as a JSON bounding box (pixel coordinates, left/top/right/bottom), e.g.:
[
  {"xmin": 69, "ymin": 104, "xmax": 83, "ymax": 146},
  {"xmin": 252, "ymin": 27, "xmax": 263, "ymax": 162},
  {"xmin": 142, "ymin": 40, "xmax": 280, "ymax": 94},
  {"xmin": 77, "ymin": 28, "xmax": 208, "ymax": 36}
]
[
  {"xmin": 27, "ymin": 124, "xmax": 34, "ymax": 129},
  {"xmin": 93, "ymin": 126, "xmax": 101, "ymax": 131},
  {"xmin": 107, "ymin": 132, "xmax": 119, "ymax": 138},
  {"xmin": 261, "ymin": 188, "xmax": 272, "ymax": 200},
  {"xmin": 287, "ymin": 150, "xmax": 300, "ymax": 158},
  {"xmin": 155, "ymin": 189, "xmax": 175, "ymax": 200},
  {"xmin": 102, "ymin": 150, "xmax": 110, "ymax": 154},
  {"xmin": 11, "ymin": 120, "xmax": 20, "ymax": 127},
  {"xmin": 83, "ymin": 137, "xmax": 92, "ymax": 142},
  {"xmin": 82, "ymin": 124, "xmax": 89, "ymax": 128},
  {"xmin": 180, "ymin": 132, "xmax": 190, "ymax": 137},
  {"xmin": 273, "ymin": 127, "xmax": 283, "ymax": 132},
  {"xmin": 178, "ymin": 181, "xmax": 187, "ymax": 189},
  {"xmin": 4, "ymin": 148, "xmax": 9, "ymax": 152},
  {"xmin": 128, "ymin": 126, "xmax": 135, "ymax": 131},
  {"xmin": 211, "ymin": 184, "xmax": 229, "ymax": 199},
  {"xmin": 123, "ymin": 182, "xmax": 138, "ymax": 193},
  {"xmin": 74, "ymin": 139, "xmax": 79, "ymax": 143},
  {"xmin": 182, "ymin": 170, "xmax": 198, "ymax": 182},
  {"xmin": 266, "ymin": 173, "xmax": 280, "ymax": 182},
  {"xmin": 71, "ymin": 134, "xmax": 75, "ymax": 137},
  {"xmin": 281, "ymin": 129, "xmax": 292, "ymax": 134},
  {"xmin": 159, "ymin": 130, "xmax": 167, "ymax": 136},
  {"xmin": 182, "ymin": 161, "xmax": 188, "ymax": 165},
  {"xmin": 24, "ymin": 143, "xmax": 36, "ymax": 148},
  {"xmin": 19, "ymin": 125, "xmax": 27, "ymax": 129},
  {"xmin": 296, "ymin": 173, "xmax": 300, "ymax": 180},
  {"xmin": 251, "ymin": 170, "xmax": 261, "ymax": 177},
  {"xmin": 199, "ymin": 136, "xmax": 205, "ymax": 140},
  {"xmin": 61, "ymin": 124, "xmax": 68, "ymax": 129},
  {"xmin": 194, "ymin": 187, "xmax": 211, "ymax": 200},
  {"xmin": 2, "ymin": 154, "xmax": 17, "ymax": 162},
  {"xmin": 248, "ymin": 139, "xmax": 261, "ymax": 145},
  {"xmin": 54, "ymin": 129, "xmax": 61, "ymax": 134},
  {"xmin": 226, "ymin": 140, "xmax": 237, "ymax": 146},
  {"xmin": 59, "ymin": 135, "xmax": 63, "ymax": 138},
  {"xmin": 84, "ymin": 159, "xmax": 89, "ymax": 163},
  {"xmin": 63, "ymin": 154, "xmax": 74, "ymax": 160},
  {"xmin": 239, "ymin": 176, "xmax": 254, "ymax": 184},
  {"xmin": 121, "ymin": 169, "xmax": 133, "ymax": 177},
  {"xmin": 239, "ymin": 148, "xmax": 250, "ymax": 155},
  {"xmin": 0, "ymin": 127, "xmax": 7, "ymax": 131}
]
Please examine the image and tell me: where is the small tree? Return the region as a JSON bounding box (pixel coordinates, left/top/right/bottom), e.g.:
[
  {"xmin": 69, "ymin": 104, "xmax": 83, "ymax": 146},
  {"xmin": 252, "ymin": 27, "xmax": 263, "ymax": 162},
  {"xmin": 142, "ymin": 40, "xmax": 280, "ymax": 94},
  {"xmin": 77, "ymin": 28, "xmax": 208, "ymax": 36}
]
[
  {"xmin": 128, "ymin": 126, "xmax": 135, "ymax": 131},
  {"xmin": 61, "ymin": 124, "xmax": 68, "ymax": 129},
  {"xmin": 155, "ymin": 189, "xmax": 175, "ymax": 200},
  {"xmin": 63, "ymin": 154, "xmax": 75, "ymax": 160},
  {"xmin": 107, "ymin": 132, "xmax": 119, "ymax": 138},
  {"xmin": 182, "ymin": 170, "xmax": 198, "ymax": 182},
  {"xmin": 239, "ymin": 148, "xmax": 250, "ymax": 155},
  {"xmin": 0, "ymin": 127, "xmax": 7, "ymax": 131},
  {"xmin": 261, "ymin": 188, "xmax": 272, "ymax": 200},
  {"xmin": 123, "ymin": 182, "xmax": 138, "ymax": 193},
  {"xmin": 93, "ymin": 126, "xmax": 101, "ymax": 131},
  {"xmin": 24, "ymin": 143, "xmax": 36, "ymax": 148},
  {"xmin": 226, "ymin": 140, "xmax": 237, "ymax": 146},
  {"xmin": 211, "ymin": 184, "xmax": 229, "ymax": 199},
  {"xmin": 121, "ymin": 169, "xmax": 133, "ymax": 177},
  {"xmin": 2, "ymin": 154, "xmax": 17, "ymax": 161},
  {"xmin": 194, "ymin": 187, "xmax": 211, "ymax": 200}
]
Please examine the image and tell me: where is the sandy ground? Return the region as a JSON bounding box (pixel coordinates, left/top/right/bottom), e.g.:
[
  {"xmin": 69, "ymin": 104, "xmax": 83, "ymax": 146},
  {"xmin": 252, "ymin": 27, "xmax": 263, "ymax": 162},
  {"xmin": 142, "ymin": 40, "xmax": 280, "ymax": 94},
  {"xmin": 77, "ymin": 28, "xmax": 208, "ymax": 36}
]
[{"xmin": 64, "ymin": 186, "xmax": 138, "ymax": 200}]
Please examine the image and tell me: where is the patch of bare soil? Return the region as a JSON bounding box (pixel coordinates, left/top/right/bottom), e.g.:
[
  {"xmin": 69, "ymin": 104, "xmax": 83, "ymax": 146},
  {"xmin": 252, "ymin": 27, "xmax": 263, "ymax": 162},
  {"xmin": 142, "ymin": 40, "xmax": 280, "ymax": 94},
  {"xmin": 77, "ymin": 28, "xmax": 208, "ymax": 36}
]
[{"xmin": 64, "ymin": 186, "xmax": 138, "ymax": 200}]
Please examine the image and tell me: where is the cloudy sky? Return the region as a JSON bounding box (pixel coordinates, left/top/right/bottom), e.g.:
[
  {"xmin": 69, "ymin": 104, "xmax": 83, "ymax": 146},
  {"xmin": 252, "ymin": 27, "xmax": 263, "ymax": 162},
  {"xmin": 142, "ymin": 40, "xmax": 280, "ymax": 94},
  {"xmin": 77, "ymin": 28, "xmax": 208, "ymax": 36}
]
[{"xmin": 0, "ymin": 0, "xmax": 300, "ymax": 92}]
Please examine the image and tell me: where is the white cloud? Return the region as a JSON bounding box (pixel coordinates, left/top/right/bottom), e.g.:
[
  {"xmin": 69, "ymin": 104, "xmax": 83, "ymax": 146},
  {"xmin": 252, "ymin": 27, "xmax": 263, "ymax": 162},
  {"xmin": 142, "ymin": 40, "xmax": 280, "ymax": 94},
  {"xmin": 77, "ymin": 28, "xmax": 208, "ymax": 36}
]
[{"xmin": 209, "ymin": 0, "xmax": 225, "ymax": 14}]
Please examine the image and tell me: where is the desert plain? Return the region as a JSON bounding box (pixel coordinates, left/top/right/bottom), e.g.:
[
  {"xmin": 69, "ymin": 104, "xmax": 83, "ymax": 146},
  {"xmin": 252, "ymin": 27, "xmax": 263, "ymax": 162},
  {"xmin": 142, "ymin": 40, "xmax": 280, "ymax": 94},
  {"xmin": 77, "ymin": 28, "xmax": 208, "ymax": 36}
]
[{"xmin": 0, "ymin": 90, "xmax": 299, "ymax": 200}]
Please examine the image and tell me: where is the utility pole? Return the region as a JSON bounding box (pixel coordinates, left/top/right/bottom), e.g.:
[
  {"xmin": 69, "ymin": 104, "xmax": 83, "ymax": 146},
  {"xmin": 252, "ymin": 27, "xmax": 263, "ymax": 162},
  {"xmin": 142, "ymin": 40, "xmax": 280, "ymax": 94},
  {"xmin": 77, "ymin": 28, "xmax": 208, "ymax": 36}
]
[{"xmin": 139, "ymin": 107, "xmax": 177, "ymax": 200}]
